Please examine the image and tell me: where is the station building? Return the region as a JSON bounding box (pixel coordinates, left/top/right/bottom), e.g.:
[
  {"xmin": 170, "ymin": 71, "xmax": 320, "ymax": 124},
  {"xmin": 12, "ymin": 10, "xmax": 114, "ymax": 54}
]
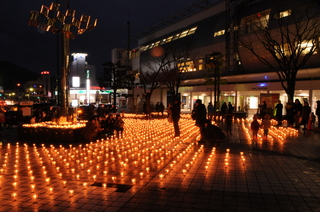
[{"xmin": 129, "ymin": 0, "xmax": 320, "ymax": 116}]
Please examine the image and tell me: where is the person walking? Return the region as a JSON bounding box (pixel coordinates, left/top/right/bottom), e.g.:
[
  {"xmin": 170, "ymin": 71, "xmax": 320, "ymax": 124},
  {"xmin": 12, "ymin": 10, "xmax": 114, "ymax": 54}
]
[
  {"xmin": 301, "ymin": 101, "xmax": 311, "ymax": 130},
  {"xmin": 171, "ymin": 100, "xmax": 181, "ymax": 137},
  {"xmin": 261, "ymin": 114, "xmax": 271, "ymax": 139},
  {"xmin": 83, "ymin": 117, "xmax": 98, "ymax": 142},
  {"xmin": 225, "ymin": 110, "xmax": 233, "ymax": 135},
  {"xmin": 207, "ymin": 102, "xmax": 215, "ymax": 120},
  {"xmin": 316, "ymin": 100, "xmax": 320, "ymax": 128},
  {"xmin": 227, "ymin": 102, "xmax": 234, "ymax": 113},
  {"xmin": 260, "ymin": 101, "xmax": 267, "ymax": 119},
  {"xmin": 103, "ymin": 114, "xmax": 115, "ymax": 137},
  {"xmin": 275, "ymin": 100, "xmax": 283, "ymax": 126},
  {"xmin": 114, "ymin": 114, "xmax": 125, "ymax": 138},
  {"xmin": 193, "ymin": 99, "xmax": 207, "ymax": 143},
  {"xmin": 159, "ymin": 102, "xmax": 165, "ymax": 116},
  {"xmin": 285, "ymin": 99, "xmax": 295, "ymax": 127},
  {"xmin": 155, "ymin": 102, "xmax": 160, "ymax": 116},
  {"xmin": 293, "ymin": 99, "xmax": 303, "ymax": 128},
  {"xmin": 251, "ymin": 115, "xmax": 260, "ymax": 141},
  {"xmin": 221, "ymin": 102, "xmax": 227, "ymax": 118},
  {"xmin": 0, "ymin": 110, "xmax": 5, "ymax": 130}
]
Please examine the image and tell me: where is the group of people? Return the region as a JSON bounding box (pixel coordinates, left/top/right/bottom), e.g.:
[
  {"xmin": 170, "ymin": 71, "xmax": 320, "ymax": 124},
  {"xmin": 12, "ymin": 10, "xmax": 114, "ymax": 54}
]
[
  {"xmin": 251, "ymin": 98, "xmax": 320, "ymax": 141},
  {"xmin": 82, "ymin": 114, "xmax": 125, "ymax": 142},
  {"xmin": 284, "ymin": 99, "xmax": 316, "ymax": 129}
]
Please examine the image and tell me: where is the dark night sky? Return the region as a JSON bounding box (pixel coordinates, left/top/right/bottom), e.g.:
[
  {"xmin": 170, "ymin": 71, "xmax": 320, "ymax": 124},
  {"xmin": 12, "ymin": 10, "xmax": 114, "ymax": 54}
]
[{"xmin": 1, "ymin": 0, "xmax": 200, "ymax": 77}]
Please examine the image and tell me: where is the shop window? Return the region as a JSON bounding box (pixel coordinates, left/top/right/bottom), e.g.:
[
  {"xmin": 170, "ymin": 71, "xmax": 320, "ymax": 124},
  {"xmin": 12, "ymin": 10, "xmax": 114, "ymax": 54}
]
[
  {"xmin": 214, "ymin": 29, "xmax": 225, "ymax": 37},
  {"xmin": 274, "ymin": 9, "xmax": 291, "ymax": 19},
  {"xmin": 241, "ymin": 10, "xmax": 270, "ymax": 34}
]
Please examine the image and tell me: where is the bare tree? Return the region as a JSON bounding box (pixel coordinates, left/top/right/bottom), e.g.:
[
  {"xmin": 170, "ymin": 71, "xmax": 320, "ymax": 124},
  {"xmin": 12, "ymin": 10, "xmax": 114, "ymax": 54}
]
[
  {"xmin": 204, "ymin": 52, "xmax": 225, "ymax": 112},
  {"xmin": 139, "ymin": 42, "xmax": 192, "ymax": 116},
  {"xmin": 139, "ymin": 52, "xmax": 166, "ymax": 117},
  {"xmin": 239, "ymin": 0, "xmax": 320, "ymax": 101},
  {"xmin": 160, "ymin": 44, "xmax": 192, "ymax": 102},
  {"xmin": 98, "ymin": 62, "xmax": 131, "ymax": 112}
]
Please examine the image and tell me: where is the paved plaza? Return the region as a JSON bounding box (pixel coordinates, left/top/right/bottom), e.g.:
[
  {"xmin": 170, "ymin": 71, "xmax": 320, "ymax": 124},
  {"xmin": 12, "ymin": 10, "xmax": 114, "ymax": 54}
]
[{"xmin": 1, "ymin": 114, "xmax": 320, "ymax": 211}]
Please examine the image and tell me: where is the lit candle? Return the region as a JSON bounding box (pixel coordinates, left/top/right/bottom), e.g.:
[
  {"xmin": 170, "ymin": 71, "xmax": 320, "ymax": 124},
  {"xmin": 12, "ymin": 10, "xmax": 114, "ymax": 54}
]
[
  {"xmin": 159, "ymin": 174, "xmax": 164, "ymax": 181},
  {"xmin": 12, "ymin": 193, "xmax": 17, "ymax": 201},
  {"xmin": 182, "ymin": 169, "xmax": 187, "ymax": 175},
  {"xmin": 69, "ymin": 190, "xmax": 74, "ymax": 197},
  {"xmin": 83, "ymin": 182, "xmax": 87, "ymax": 189},
  {"xmin": 46, "ymin": 177, "xmax": 50, "ymax": 185},
  {"xmin": 33, "ymin": 194, "xmax": 37, "ymax": 202}
]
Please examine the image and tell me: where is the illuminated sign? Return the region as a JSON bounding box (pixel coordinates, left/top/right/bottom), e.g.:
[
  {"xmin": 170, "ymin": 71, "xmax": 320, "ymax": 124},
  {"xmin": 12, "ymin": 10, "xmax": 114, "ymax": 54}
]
[{"xmin": 72, "ymin": 76, "xmax": 80, "ymax": 87}]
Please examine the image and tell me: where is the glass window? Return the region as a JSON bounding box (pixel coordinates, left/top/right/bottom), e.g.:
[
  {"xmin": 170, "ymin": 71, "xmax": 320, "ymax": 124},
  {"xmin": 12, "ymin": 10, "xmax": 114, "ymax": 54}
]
[
  {"xmin": 187, "ymin": 27, "xmax": 197, "ymax": 35},
  {"xmin": 179, "ymin": 30, "xmax": 189, "ymax": 38},
  {"xmin": 166, "ymin": 36, "xmax": 173, "ymax": 43},
  {"xmin": 172, "ymin": 33, "xmax": 180, "ymax": 41},
  {"xmin": 214, "ymin": 29, "xmax": 225, "ymax": 37}
]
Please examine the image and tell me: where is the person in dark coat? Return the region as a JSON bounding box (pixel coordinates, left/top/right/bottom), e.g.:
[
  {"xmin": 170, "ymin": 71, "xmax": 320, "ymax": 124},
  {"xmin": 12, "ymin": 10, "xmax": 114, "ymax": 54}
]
[
  {"xmin": 225, "ymin": 110, "xmax": 233, "ymax": 135},
  {"xmin": 285, "ymin": 99, "xmax": 295, "ymax": 127},
  {"xmin": 260, "ymin": 101, "xmax": 267, "ymax": 119},
  {"xmin": 207, "ymin": 102, "xmax": 215, "ymax": 120},
  {"xmin": 103, "ymin": 114, "xmax": 115, "ymax": 137},
  {"xmin": 316, "ymin": 100, "xmax": 320, "ymax": 128},
  {"xmin": 301, "ymin": 101, "xmax": 311, "ymax": 130},
  {"xmin": 194, "ymin": 99, "xmax": 207, "ymax": 142},
  {"xmin": 83, "ymin": 118, "xmax": 98, "ymax": 142},
  {"xmin": 221, "ymin": 102, "xmax": 227, "ymax": 118},
  {"xmin": 275, "ymin": 100, "xmax": 283, "ymax": 126},
  {"xmin": 293, "ymin": 99, "xmax": 303, "ymax": 128},
  {"xmin": 203, "ymin": 119, "xmax": 225, "ymax": 147},
  {"xmin": 171, "ymin": 100, "xmax": 181, "ymax": 137},
  {"xmin": 159, "ymin": 102, "xmax": 165, "ymax": 116}
]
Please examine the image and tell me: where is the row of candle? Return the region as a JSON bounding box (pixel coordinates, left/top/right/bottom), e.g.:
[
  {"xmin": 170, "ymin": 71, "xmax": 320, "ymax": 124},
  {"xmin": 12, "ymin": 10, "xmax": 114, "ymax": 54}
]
[{"xmin": 0, "ymin": 117, "xmax": 252, "ymax": 204}]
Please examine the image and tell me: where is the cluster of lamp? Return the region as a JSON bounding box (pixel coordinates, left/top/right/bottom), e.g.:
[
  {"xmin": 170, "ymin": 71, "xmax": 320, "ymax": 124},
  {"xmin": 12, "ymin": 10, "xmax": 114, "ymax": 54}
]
[
  {"xmin": 0, "ymin": 116, "xmax": 299, "ymax": 206},
  {"xmin": 1, "ymin": 118, "xmax": 201, "ymax": 203},
  {"xmin": 22, "ymin": 120, "xmax": 87, "ymax": 129},
  {"xmin": 28, "ymin": 2, "xmax": 97, "ymax": 39},
  {"xmin": 241, "ymin": 117, "xmax": 298, "ymax": 145}
]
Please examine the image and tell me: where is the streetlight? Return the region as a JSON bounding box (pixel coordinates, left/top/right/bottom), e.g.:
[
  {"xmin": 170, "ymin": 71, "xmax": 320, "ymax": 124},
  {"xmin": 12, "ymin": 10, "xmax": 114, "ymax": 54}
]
[{"xmin": 28, "ymin": 2, "xmax": 97, "ymax": 116}]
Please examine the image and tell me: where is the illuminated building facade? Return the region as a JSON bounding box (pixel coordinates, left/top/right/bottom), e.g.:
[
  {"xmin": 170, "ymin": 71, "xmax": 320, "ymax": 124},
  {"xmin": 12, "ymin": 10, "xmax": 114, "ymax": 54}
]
[
  {"xmin": 69, "ymin": 53, "xmax": 103, "ymax": 106},
  {"xmin": 132, "ymin": 0, "xmax": 320, "ymax": 115}
]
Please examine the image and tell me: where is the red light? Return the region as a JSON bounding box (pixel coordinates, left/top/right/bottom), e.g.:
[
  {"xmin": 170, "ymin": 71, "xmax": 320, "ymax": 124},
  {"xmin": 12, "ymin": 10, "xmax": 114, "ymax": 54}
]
[{"xmin": 257, "ymin": 13, "xmax": 261, "ymax": 17}]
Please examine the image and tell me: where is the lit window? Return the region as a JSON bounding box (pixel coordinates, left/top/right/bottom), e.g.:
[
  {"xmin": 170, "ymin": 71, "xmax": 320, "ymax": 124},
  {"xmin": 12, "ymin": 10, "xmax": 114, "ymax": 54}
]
[
  {"xmin": 274, "ymin": 9, "xmax": 291, "ymax": 19},
  {"xmin": 179, "ymin": 30, "xmax": 189, "ymax": 38},
  {"xmin": 299, "ymin": 40, "xmax": 317, "ymax": 55},
  {"xmin": 172, "ymin": 33, "xmax": 180, "ymax": 41},
  {"xmin": 243, "ymin": 10, "xmax": 270, "ymax": 34},
  {"xmin": 160, "ymin": 39, "xmax": 167, "ymax": 45},
  {"xmin": 187, "ymin": 27, "xmax": 197, "ymax": 35},
  {"xmin": 166, "ymin": 36, "xmax": 173, "ymax": 43},
  {"xmin": 214, "ymin": 29, "xmax": 225, "ymax": 37},
  {"xmin": 154, "ymin": 41, "xmax": 160, "ymax": 47}
]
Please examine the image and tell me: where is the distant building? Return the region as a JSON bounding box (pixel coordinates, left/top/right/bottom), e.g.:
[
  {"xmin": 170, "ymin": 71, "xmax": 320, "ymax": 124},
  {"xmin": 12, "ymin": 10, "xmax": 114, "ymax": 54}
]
[{"xmin": 69, "ymin": 53, "xmax": 108, "ymax": 106}]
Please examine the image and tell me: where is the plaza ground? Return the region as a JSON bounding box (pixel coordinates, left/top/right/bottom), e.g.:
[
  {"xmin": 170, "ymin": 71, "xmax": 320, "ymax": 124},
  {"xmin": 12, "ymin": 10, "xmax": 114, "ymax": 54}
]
[{"xmin": 0, "ymin": 115, "xmax": 320, "ymax": 211}]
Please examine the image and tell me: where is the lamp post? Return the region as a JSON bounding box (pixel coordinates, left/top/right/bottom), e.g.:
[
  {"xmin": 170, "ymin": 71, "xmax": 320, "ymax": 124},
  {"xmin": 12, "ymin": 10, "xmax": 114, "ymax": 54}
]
[{"xmin": 28, "ymin": 2, "xmax": 97, "ymax": 116}]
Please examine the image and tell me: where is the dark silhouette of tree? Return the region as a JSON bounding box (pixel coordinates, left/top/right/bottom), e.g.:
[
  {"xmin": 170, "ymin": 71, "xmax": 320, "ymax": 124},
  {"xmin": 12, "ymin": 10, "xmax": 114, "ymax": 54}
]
[
  {"xmin": 204, "ymin": 52, "xmax": 225, "ymax": 112},
  {"xmin": 239, "ymin": 0, "xmax": 320, "ymax": 101},
  {"xmin": 139, "ymin": 42, "xmax": 192, "ymax": 116},
  {"xmin": 98, "ymin": 62, "xmax": 132, "ymax": 112}
]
